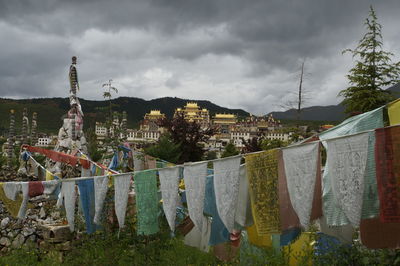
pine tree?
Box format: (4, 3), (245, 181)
(144, 133), (182, 164)
(340, 6), (400, 114)
(221, 142), (239, 158)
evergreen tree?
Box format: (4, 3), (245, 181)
(144, 133), (181, 164)
(340, 6), (400, 114)
(221, 142), (239, 158)
(261, 138), (287, 151)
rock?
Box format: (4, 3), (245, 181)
(41, 224), (72, 243)
(51, 211), (61, 220)
(26, 234), (37, 244)
(39, 207), (46, 219)
(12, 234), (25, 248)
(44, 217), (54, 224)
(1, 217), (10, 228)
(7, 232), (14, 238)
(17, 167), (27, 176)
(29, 214), (39, 220)
(0, 237), (11, 247)
(23, 227), (35, 237)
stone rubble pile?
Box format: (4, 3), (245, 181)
(0, 195), (66, 253)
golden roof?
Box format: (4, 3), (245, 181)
(149, 110), (162, 115)
(186, 102), (198, 108)
(214, 113), (236, 119)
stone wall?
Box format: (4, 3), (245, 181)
(0, 195), (64, 253)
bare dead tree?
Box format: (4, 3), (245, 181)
(279, 59), (310, 127)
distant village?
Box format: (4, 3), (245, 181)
(1, 101), (334, 160)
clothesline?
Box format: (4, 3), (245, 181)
(49, 125), (385, 183)
(3, 100), (399, 251)
(283, 127), (376, 149)
(26, 153), (47, 173)
(76, 149), (119, 175)
(23, 123), (390, 183)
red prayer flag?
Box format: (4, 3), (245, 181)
(23, 145), (90, 169)
(28, 181), (44, 198)
(375, 126), (400, 223)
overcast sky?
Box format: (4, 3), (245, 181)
(1, 0), (400, 115)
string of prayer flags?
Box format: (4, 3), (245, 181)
(24, 145), (90, 169)
(183, 162), (208, 232)
(184, 217), (212, 252)
(310, 153), (323, 222)
(61, 181), (77, 232)
(45, 170), (54, 181)
(319, 107), (384, 226)
(28, 181), (44, 198)
(134, 170), (159, 235)
(159, 167), (181, 231)
(234, 165), (253, 228)
(213, 156), (241, 233)
(375, 126), (400, 223)
(144, 155), (157, 170)
(78, 167), (96, 234)
(93, 176), (109, 224)
(246, 149), (281, 235)
(114, 174), (132, 229)
(388, 98), (400, 126)
(78, 179), (96, 233)
(2, 182), (32, 220)
(43, 180), (60, 195)
(0, 182), (24, 217)
(133, 151), (144, 171)
(3, 182), (20, 201)
(319, 106), (384, 139)
(204, 175), (230, 246)
(277, 150), (300, 231)
(246, 224), (272, 248)
(279, 227), (302, 247)
(17, 183), (29, 219)
(318, 216), (354, 244)
(326, 132), (369, 227)
(283, 142), (320, 228)
(360, 218), (400, 249)
(361, 132), (380, 219)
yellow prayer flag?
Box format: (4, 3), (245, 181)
(246, 224), (272, 248)
(246, 149), (281, 235)
(282, 232), (315, 266)
(45, 170), (54, 181)
(0, 183), (24, 218)
(388, 98), (400, 125)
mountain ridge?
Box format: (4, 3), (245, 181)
(0, 96), (249, 134)
(269, 83), (400, 121)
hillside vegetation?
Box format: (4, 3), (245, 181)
(0, 97), (249, 135)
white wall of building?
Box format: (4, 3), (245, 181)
(37, 137), (52, 147)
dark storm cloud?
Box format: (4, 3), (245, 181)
(0, 0), (400, 114)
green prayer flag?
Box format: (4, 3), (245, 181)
(320, 107), (383, 225)
(134, 170), (159, 235)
